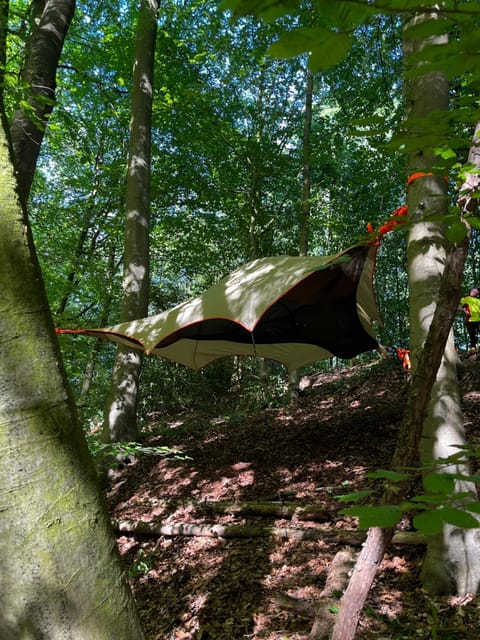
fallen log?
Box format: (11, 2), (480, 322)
(124, 498), (329, 522)
(113, 519), (425, 546)
(198, 500), (329, 522)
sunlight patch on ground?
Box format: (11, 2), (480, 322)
(196, 465), (255, 500)
(463, 391), (480, 401)
(145, 463), (199, 501)
(165, 420), (185, 429)
(376, 587), (405, 618)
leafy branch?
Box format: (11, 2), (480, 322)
(337, 453), (480, 536)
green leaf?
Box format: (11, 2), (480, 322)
(336, 489), (375, 503)
(414, 508), (480, 536)
(423, 473), (456, 495)
(220, 0), (300, 20)
(445, 221), (468, 243)
(341, 505), (403, 529)
(367, 469), (410, 482)
(410, 494), (450, 505)
(450, 472), (480, 484)
(468, 216), (480, 230)
(465, 502), (480, 515)
(308, 32), (353, 73)
(268, 28), (352, 72)
(413, 509), (445, 536)
(313, 1), (376, 29)
(435, 146), (457, 160)
(403, 16), (453, 40)
(442, 508), (479, 529)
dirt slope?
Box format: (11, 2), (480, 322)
(107, 356), (480, 640)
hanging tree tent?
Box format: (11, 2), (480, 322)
(57, 243), (382, 372)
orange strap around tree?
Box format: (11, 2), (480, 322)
(367, 172), (449, 244)
(407, 171), (449, 186)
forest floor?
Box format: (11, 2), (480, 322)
(106, 355), (480, 640)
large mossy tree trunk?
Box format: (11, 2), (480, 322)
(0, 112), (146, 639)
(404, 13), (480, 594)
(103, 0), (158, 445)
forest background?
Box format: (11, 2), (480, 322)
(19, 0), (476, 422)
(2, 0), (480, 638)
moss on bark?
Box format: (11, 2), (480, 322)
(0, 102), (145, 638)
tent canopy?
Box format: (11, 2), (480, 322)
(60, 243), (381, 372)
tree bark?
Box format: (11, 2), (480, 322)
(289, 66), (314, 396)
(78, 246), (119, 403)
(331, 235), (470, 640)
(404, 14), (480, 594)
(271, 548), (356, 635)
(458, 121), (480, 217)
(0, 0), (7, 111)
(103, 0), (158, 445)
(299, 67), (313, 258)
(10, 0), (76, 205)
(0, 107), (145, 639)
(330, 20), (480, 625)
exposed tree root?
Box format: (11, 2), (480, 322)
(308, 547), (357, 639)
(271, 548), (357, 639)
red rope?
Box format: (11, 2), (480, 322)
(55, 328), (89, 334)
(367, 173), (448, 244)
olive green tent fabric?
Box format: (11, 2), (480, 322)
(63, 243), (381, 372)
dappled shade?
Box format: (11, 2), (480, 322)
(59, 244), (381, 371)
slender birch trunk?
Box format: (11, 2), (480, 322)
(404, 14), (480, 595)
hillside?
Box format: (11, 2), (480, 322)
(107, 356), (480, 640)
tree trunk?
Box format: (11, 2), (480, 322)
(299, 67), (313, 258)
(404, 13), (480, 595)
(0, 1), (7, 108)
(199, 499), (329, 521)
(458, 121), (480, 217)
(103, 0), (158, 445)
(308, 548), (356, 639)
(10, 0), (76, 205)
(331, 13), (480, 633)
(0, 112), (145, 639)
(78, 245), (119, 404)
(331, 235), (470, 640)
(289, 66), (314, 396)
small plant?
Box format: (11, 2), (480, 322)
(85, 431), (191, 469)
(128, 548), (152, 578)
